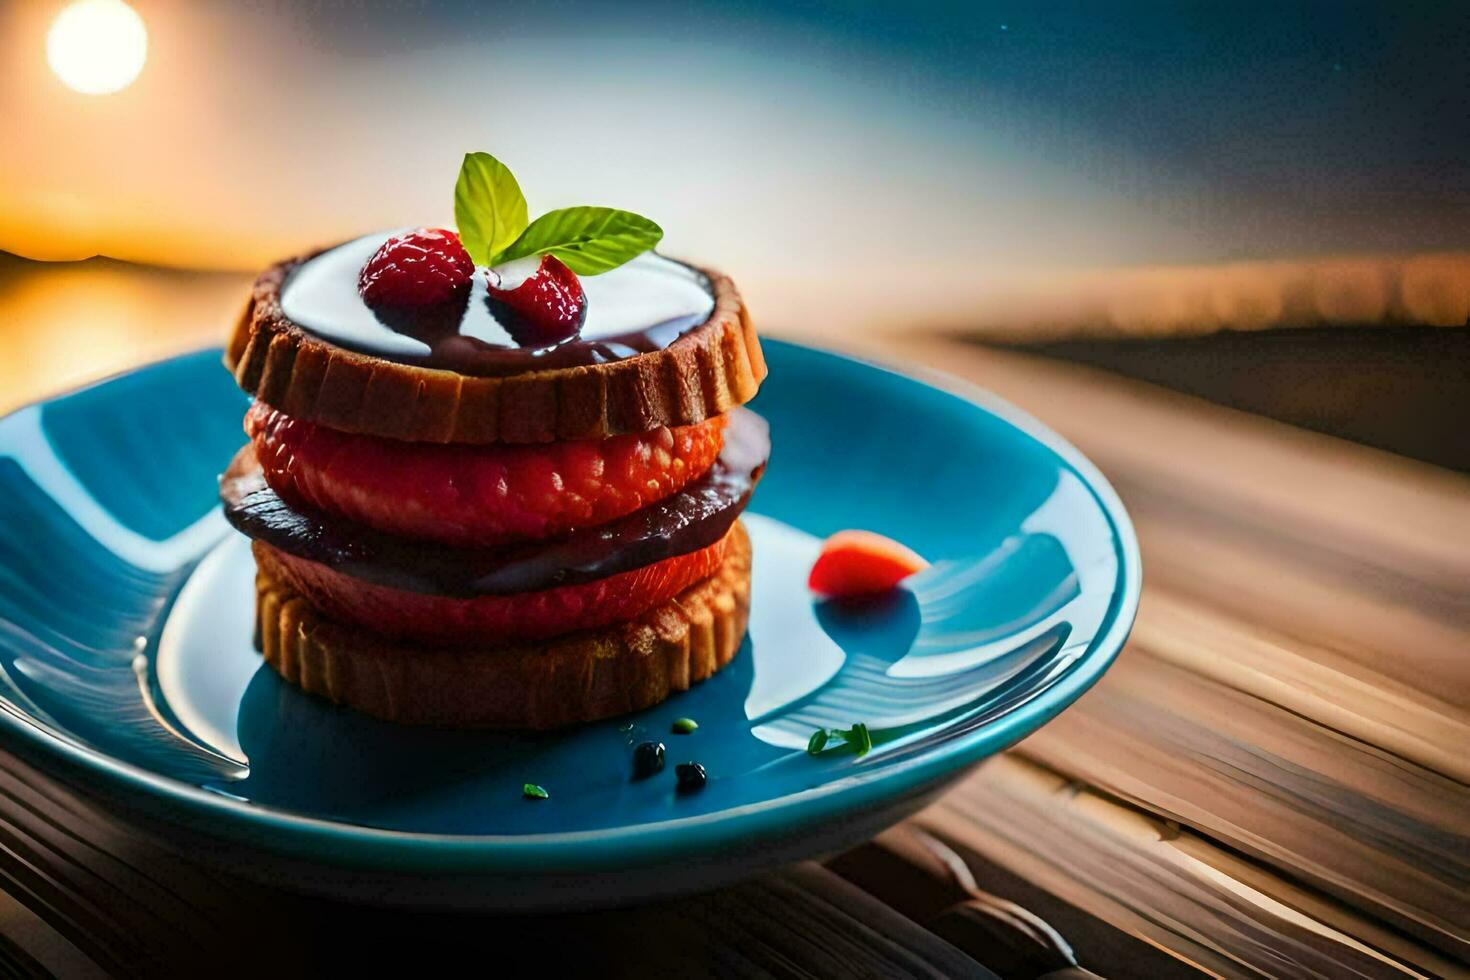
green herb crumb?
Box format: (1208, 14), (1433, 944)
(806, 723), (873, 758)
(522, 783), (549, 800)
(671, 717), (699, 734)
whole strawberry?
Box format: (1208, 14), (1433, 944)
(485, 254), (587, 347)
(358, 227), (474, 307)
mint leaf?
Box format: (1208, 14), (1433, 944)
(455, 152), (529, 265)
(496, 206), (663, 275)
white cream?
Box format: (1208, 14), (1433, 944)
(281, 230), (715, 361)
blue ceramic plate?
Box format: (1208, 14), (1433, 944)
(0, 341), (1138, 908)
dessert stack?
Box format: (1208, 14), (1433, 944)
(219, 153), (767, 728)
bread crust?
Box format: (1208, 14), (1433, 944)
(252, 522), (752, 729)
(225, 252), (766, 445)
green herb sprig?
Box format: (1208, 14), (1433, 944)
(806, 723), (872, 758)
(454, 152), (662, 274)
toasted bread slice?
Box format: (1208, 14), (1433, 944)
(226, 252), (765, 445)
(252, 523), (752, 729)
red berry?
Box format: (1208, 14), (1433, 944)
(486, 254), (587, 346)
(808, 530), (928, 598)
(358, 227), (474, 307)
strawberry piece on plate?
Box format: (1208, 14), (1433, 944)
(808, 530), (928, 598)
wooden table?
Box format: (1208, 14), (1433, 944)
(0, 258), (1465, 976)
(868, 334), (1470, 978)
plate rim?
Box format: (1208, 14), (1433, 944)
(0, 339), (1141, 872)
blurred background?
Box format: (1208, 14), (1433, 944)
(3, 0), (1468, 464)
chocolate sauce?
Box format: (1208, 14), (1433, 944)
(279, 233), (716, 378)
(221, 409), (768, 598)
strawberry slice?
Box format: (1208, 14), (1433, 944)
(256, 530), (732, 645)
(808, 530), (928, 598)
(246, 402), (725, 548)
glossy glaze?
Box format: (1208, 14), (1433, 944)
(0, 342), (1139, 908)
(280, 233), (715, 376)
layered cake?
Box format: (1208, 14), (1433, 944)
(219, 153), (767, 728)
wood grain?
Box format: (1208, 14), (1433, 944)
(0, 742), (996, 978)
(923, 755), (1464, 979)
(832, 333), (1470, 976)
(829, 826), (1106, 979)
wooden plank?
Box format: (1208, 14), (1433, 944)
(1018, 645), (1469, 959)
(0, 744), (994, 977)
(0, 887), (103, 979)
(1113, 472), (1470, 710)
(924, 755), (1465, 979)
(1132, 585), (1470, 787)
(829, 826), (1102, 979)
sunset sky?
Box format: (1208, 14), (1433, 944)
(1, 1), (1468, 413)
(6, 0), (1468, 273)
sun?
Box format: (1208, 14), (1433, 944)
(47, 0), (148, 96)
